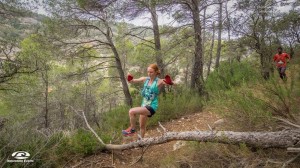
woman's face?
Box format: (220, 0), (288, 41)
(147, 67), (157, 78)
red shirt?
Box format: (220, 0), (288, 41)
(273, 53), (290, 68)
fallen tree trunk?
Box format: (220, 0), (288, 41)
(105, 129), (300, 150)
(82, 112), (300, 151)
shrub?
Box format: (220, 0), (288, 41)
(262, 64), (300, 122)
(0, 122), (48, 168)
(205, 61), (260, 92)
(208, 86), (275, 131)
(148, 89), (203, 126)
(68, 129), (101, 155)
(98, 105), (131, 143)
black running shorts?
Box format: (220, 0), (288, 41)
(145, 105), (156, 117)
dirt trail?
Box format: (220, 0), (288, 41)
(68, 109), (221, 168)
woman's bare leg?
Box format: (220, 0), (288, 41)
(139, 115), (148, 138)
(128, 107), (150, 130)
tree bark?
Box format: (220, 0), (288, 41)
(288, 41), (294, 58)
(104, 129), (300, 150)
(225, 0), (230, 41)
(189, 0), (204, 94)
(59, 102), (65, 130)
(225, 0), (234, 63)
(259, 2), (271, 80)
(215, 1), (223, 69)
(184, 57), (190, 87)
(150, 5), (164, 77)
(82, 112), (300, 151)
(42, 69), (49, 128)
(202, 5), (207, 60)
(207, 22), (215, 77)
(104, 22), (133, 107)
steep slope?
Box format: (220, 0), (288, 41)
(67, 57), (300, 168)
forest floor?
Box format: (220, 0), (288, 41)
(67, 109), (224, 168)
(68, 106), (299, 168)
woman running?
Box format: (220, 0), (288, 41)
(122, 64), (174, 138)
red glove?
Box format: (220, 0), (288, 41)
(127, 74), (133, 82)
(163, 75), (174, 85)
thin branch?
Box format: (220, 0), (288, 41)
(125, 33), (155, 45)
(129, 145), (150, 166)
(287, 148), (300, 153)
(282, 153), (300, 168)
(67, 65), (116, 77)
(158, 121), (167, 132)
(58, 38), (111, 46)
(136, 42), (155, 50)
(128, 26), (153, 31)
(273, 117), (300, 129)
(73, 19), (107, 36)
(0, 88), (19, 93)
(82, 111), (105, 146)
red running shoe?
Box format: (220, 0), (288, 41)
(122, 127), (136, 136)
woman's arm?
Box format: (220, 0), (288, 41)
(157, 78), (175, 88)
(128, 76), (147, 84)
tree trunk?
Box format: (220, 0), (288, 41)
(225, 0), (231, 41)
(289, 41), (294, 58)
(259, 2), (270, 80)
(184, 57), (190, 87)
(215, 1), (223, 69)
(190, 0), (204, 94)
(43, 69), (49, 128)
(225, 0), (233, 63)
(104, 23), (133, 107)
(202, 5), (207, 60)
(150, 5), (166, 94)
(84, 59), (90, 117)
(59, 102), (65, 130)
(82, 112), (300, 151)
(105, 129), (300, 150)
(150, 6), (164, 77)
(207, 22), (215, 77)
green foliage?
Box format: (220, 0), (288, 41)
(0, 126), (102, 167)
(98, 105), (131, 143)
(131, 43), (155, 67)
(207, 58), (300, 130)
(76, 0), (87, 8)
(212, 88), (274, 130)
(0, 73), (42, 122)
(148, 88), (203, 126)
(20, 34), (54, 68)
(262, 62), (300, 121)
(68, 129), (101, 155)
(159, 154), (178, 167)
(205, 61), (260, 92)
(0, 122), (46, 168)
(0, 99), (9, 116)
(171, 142), (258, 167)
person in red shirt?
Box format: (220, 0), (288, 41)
(273, 46), (290, 80)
